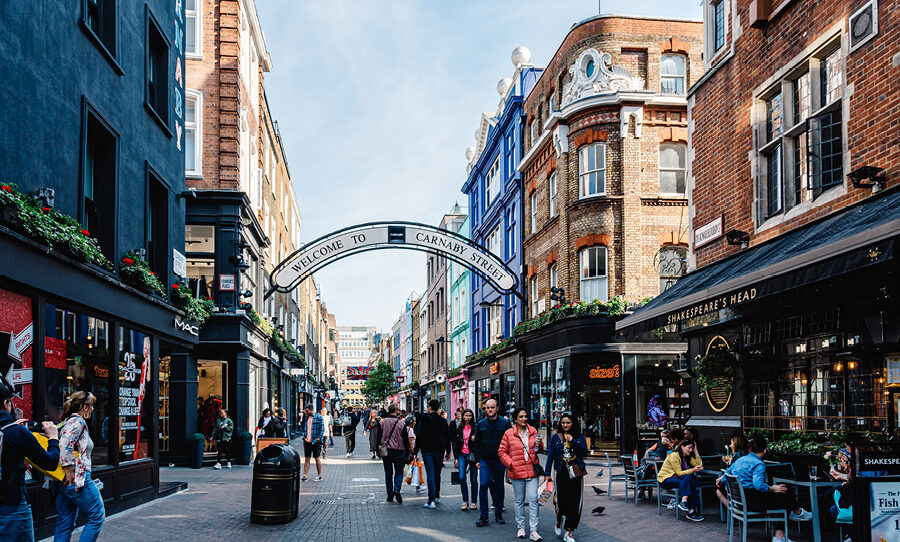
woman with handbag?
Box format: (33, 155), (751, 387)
(544, 414), (588, 542)
(452, 408), (479, 511)
(498, 408), (543, 541)
(54, 391), (105, 542)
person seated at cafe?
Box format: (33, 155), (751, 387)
(668, 428), (684, 449)
(657, 438), (705, 521)
(824, 447), (853, 526)
(644, 429), (671, 462)
(684, 426), (702, 456)
(723, 436), (813, 542)
(716, 433), (750, 506)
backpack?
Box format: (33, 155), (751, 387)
(0, 422), (19, 481)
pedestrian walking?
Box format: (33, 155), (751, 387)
(499, 408), (543, 541)
(0, 379), (60, 541)
(404, 415), (425, 494)
(54, 391), (106, 542)
(322, 407), (334, 453)
(379, 404), (409, 504)
(212, 408), (234, 469)
(365, 410), (381, 459)
(256, 408), (274, 438)
(544, 414), (587, 542)
(452, 408), (479, 511)
(474, 398), (512, 527)
(299, 405), (324, 482)
(414, 399), (451, 508)
(344, 406), (360, 456)
(273, 408), (289, 439)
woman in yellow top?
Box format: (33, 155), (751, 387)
(656, 439), (704, 521)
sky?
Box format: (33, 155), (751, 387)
(256, 0), (703, 333)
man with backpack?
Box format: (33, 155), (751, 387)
(0, 380), (61, 540)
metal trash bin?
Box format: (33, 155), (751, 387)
(250, 443), (299, 524)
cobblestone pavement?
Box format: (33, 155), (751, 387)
(69, 429), (828, 542)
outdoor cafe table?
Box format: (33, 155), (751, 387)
(772, 476), (842, 542)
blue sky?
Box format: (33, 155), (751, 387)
(256, 0), (702, 333)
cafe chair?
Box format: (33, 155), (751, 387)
(620, 456), (656, 505)
(601, 452), (626, 500)
(725, 474), (788, 542)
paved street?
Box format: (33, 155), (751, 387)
(50, 428), (833, 542)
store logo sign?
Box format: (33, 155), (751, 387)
(174, 317), (199, 336)
(588, 364), (620, 380)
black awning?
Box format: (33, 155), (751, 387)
(618, 189), (900, 333)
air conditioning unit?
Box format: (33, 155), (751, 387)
(849, 1), (878, 53)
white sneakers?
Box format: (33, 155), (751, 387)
(563, 533), (576, 542)
(517, 528), (526, 539)
(213, 462), (222, 470)
(226, 462), (232, 469)
(789, 509), (813, 522)
(554, 523), (562, 536)
(313, 475), (323, 482)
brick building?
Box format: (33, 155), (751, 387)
(510, 15), (704, 454)
(619, 0), (900, 459)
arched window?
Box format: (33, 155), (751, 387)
(657, 245), (687, 293)
(660, 54), (686, 95)
(578, 246), (608, 302)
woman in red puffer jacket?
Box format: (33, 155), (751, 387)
(499, 408), (544, 541)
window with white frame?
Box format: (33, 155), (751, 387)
(530, 191), (537, 234)
(485, 156), (501, 207)
(578, 143), (606, 197)
(529, 276), (538, 316)
(185, 90), (202, 176)
(505, 209), (515, 259)
(579, 246), (608, 302)
(659, 143), (686, 196)
(185, 0), (201, 57)
(549, 263), (558, 300)
(530, 121), (537, 148)
(712, 0), (725, 52)
(549, 172), (558, 218)
(487, 225), (501, 258)
(506, 132), (515, 180)
(488, 304), (502, 345)
(660, 54), (686, 95)
(755, 39), (844, 224)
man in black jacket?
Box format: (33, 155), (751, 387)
(0, 380), (61, 540)
(344, 406), (360, 456)
(474, 398), (512, 527)
(414, 399), (451, 508)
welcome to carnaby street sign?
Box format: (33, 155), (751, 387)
(269, 221), (519, 298)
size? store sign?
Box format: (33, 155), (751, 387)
(588, 364), (620, 381)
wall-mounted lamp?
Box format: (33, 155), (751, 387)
(725, 230), (751, 248)
(478, 299), (502, 309)
(833, 361), (844, 373)
(847, 165), (885, 193)
(242, 290), (253, 298)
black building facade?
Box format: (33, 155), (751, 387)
(0, 0), (194, 534)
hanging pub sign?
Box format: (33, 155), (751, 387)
(489, 362), (500, 375)
(701, 335), (734, 413)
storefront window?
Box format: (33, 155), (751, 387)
(185, 224), (215, 298)
(118, 327), (153, 461)
(528, 359), (569, 438)
(44, 304), (113, 467)
(0, 289), (34, 421)
(501, 374), (516, 420)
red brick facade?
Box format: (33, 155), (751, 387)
(689, 0), (899, 268)
(520, 16), (703, 315)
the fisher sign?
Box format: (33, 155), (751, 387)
(271, 222), (518, 295)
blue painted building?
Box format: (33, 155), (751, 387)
(462, 47), (542, 355)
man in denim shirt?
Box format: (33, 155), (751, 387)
(0, 381), (61, 541)
(723, 436), (812, 542)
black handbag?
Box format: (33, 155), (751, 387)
(451, 471), (461, 485)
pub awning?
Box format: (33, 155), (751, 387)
(617, 188), (900, 334)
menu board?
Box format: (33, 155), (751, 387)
(870, 481), (900, 542)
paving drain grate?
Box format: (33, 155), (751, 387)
(310, 499), (338, 504)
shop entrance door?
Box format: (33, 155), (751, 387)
(198, 359), (226, 452)
(583, 383), (620, 453)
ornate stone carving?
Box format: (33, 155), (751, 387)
(561, 48), (644, 107)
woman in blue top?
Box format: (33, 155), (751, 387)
(543, 414), (588, 542)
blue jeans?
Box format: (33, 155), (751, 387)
(458, 454), (478, 505)
(660, 474), (701, 512)
(421, 450), (444, 504)
(479, 458), (506, 520)
(0, 500), (35, 542)
(54, 471), (106, 542)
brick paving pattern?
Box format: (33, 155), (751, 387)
(66, 428), (829, 541)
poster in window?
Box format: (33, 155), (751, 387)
(119, 329), (152, 460)
(869, 481), (900, 541)
(887, 355), (900, 385)
(0, 288), (34, 420)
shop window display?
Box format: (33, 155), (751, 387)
(45, 303), (113, 467)
(119, 327), (153, 461)
(0, 289), (35, 420)
(528, 358), (569, 438)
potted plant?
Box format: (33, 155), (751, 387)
(119, 250), (166, 297)
(189, 433), (206, 469)
(236, 431), (254, 465)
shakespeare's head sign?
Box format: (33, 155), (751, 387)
(270, 222), (519, 297)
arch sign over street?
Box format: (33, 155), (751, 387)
(269, 221), (519, 297)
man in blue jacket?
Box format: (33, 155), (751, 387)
(0, 380), (61, 541)
(474, 398), (511, 527)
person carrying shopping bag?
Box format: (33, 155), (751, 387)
(54, 391), (105, 542)
(544, 414), (588, 542)
(498, 408), (543, 541)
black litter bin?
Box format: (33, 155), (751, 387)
(250, 443), (299, 524)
